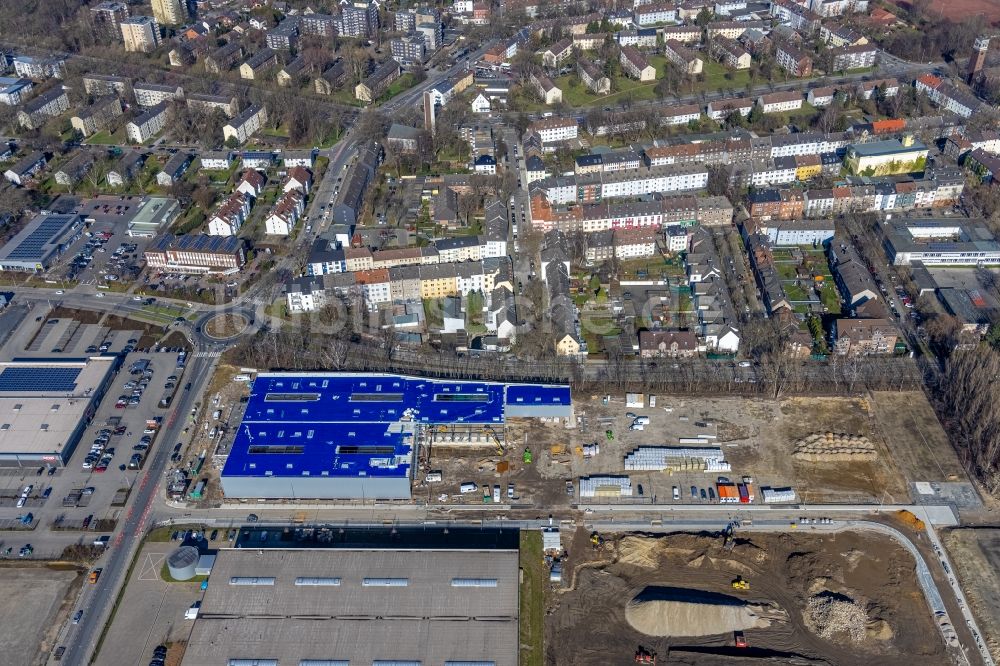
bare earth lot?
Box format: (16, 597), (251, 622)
(943, 528), (1000, 663)
(547, 530), (946, 666)
(0, 565), (80, 666)
(420, 391), (966, 508)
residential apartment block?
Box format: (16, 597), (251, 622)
(222, 104), (267, 145)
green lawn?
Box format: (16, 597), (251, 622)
(785, 283), (809, 302)
(519, 530), (545, 666)
(818, 283), (842, 314)
(377, 73), (417, 104)
(554, 72), (661, 107)
(86, 127), (126, 145)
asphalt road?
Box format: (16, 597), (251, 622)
(57, 351), (220, 666)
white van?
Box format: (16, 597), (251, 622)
(460, 482), (478, 494)
(672, 486), (680, 501)
(634, 416), (651, 425)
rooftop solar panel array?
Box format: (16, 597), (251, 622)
(0, 366), (81, 392)
(1, 214), (78, 261)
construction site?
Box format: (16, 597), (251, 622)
(502, 390), (972, 508)
(545, 528), (951, 665)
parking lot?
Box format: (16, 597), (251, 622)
(92, 538), (205, 666)
(0, 351), (188, 559)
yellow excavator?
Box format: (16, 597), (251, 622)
(731, 577), (749, 591)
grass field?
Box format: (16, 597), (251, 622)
(519, 530), (545, 666)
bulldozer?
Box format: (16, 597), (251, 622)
(731, 577), (750, 591)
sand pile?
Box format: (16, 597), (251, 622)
(806, 593), (869, 643)
(625, 587), (787, 637)
(793, 432), (877, 462)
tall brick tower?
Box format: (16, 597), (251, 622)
(968, 36), (990, 86)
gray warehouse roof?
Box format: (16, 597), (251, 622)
(183, 547), (518, 666)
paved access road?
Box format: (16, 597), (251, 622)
(57, 351), (219, 666)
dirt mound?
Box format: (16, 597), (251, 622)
(805, 591), (870, 643)
(793, 432), (877, 462)
(625, 586), (787, 637)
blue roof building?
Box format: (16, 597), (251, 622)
(221, 372), (571, 499)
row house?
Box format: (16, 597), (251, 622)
(530, 192), (732, 232)
(283, 166), (313, 195)
(264, 190), (305, 236)
(107, 151), (144, 187)
(915, 74), (983, 119)
(207, 192), (252, 236)
(660, 103), (702, 125)
(757, 91), (802, 113)
(3, 151), (46, 186)
(746, 188), (805, 221)
(807, 85), (838, 107)
(857, 78), (899, 101)
(706, 97), (753, 120)
(155, 151), (190, 186)
(833, 318), (898, 355)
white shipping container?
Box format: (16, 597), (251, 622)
(460, 482), (478, 494)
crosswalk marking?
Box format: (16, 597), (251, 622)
(193, 351), (222, 359)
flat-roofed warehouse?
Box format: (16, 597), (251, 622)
(220, 372), (572, 500)
(0, 212), (82, 272)
(0, 356), (116, 466)
(182, 546), (519, 666)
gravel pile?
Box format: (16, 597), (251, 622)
(807, 594), (869, 643)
